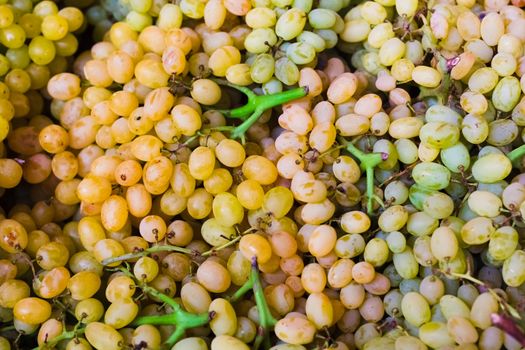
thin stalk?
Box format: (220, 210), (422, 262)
(339, 137), (386, 214)
(201, 235), (242, 257)
(507, 143), (525, 167)
(33, 328), (85, 350)
(101, 245), (194, 266)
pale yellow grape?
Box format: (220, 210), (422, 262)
(447, 316), (478, 345)
(401, 292), (430, 327)
(502, 250), (525, 287)
(411, 66), (441, 88)
(335, 114), (370, 136)
(489, 225), (518, 261)
(275, 8), (307, 41)
(471, 153), (511, 183)
(468, 67), (499, 94)
(418, 322), (455, 349)
(480, 12), (505, 46)
(85, 322), (123, 350)
(209, 298), (237, 336)
(461, 216), (494, 245)
(389, 117), (423, 139)
(341, 19), (370, 43)
(492, 76), (521, 112)
(308, 225), (336, 257)
(460, 90), (488, 115)
(334, 233), (365, 259)
(395, 0), (418, 17)
(430, 227), (458, 261)
(213, 192), (244, 227)
(467, 191), (502, 217)
(104, 298), (138, 329)
(367, 22), (394, 48)
(491, 52), (517, 77)
(470, 292), (499, 329)
(393, 247), (419, 279)
(274, 317), (316, 345)
(305, 292), (333, 329)
(340, 211), (370, 234)
(378, 205), (408, 232)
(172, 337), (208, 350)
(379, 38), (405, 66)
(245, 7), (276, 29)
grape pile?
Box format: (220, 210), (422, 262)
(0, 0), (525, 350)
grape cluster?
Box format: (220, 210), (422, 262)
(0, 0), (86, 145)
(0, 0), (524, 350)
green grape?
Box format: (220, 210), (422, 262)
(487, 119), (518, 147)
(0, 24), (26, 49)
(419, 122), (460, 149)
(213, 192), (244, 227)
(6, 46), (30, 69)
(467, 190), (502, 217)
(395, 139), (418, 165)
(412, 162), (451, 190)
(422, 192), (454, 220)
(0, 117), (9, 142)
(126, 10), (152, 32)
(406, 211), (438, 237)
(314, 29), (338, 48)
(297, 31), (326, 52)
(440, 143), (470, 173)
(418, 322), (455, 349)
(275, 57), (299, 86)
(385, 231), (406, 254)
(308, 8), (336, 29)
(201, 218), (236, 247)
(384, 181), (408, 205)
(472, 153), (512, 183)
(28, 35), (56, 65)
(401, 292), (431, 327)
(502, 250), (525, 287)
(363, 238), (389, 267)
(393, 247), (419, 279)
(275, 8), (307, 40)
(425, 104), (462, 126)
(244, 28), (277, 54)
(488, 225), (518, 261)
(286, 42), (316, 65)
(262, 186), (294, 218)
(250, 54), (275, 84)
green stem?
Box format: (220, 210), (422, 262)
(229, 278), (254, 303)
(0, 325), (14, 333)
(202, 235), (243, 257)
(250, 258), (277, 350)
(101, 245), (194, 266)
(339, 137), (385, 214)
(33, 328), (85, 350)
(507, 144), (525, 167)
(116, 269), (213, 348)
(212, 79), (308, 139)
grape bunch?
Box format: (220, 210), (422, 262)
(0, 0), (524, 350)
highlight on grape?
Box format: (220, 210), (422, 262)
(0, 0), (524, 349)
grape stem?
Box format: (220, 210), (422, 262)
(507, 143), (525, 167)
(32, 327), (86, 350)
(228, 257), (277, 350)
(338, 136), (386, 214)
(211, 79), (308, 139)
(100, 235), (243, 266)
(101, 244), (194, 266)
(112, 267), (214, 348)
